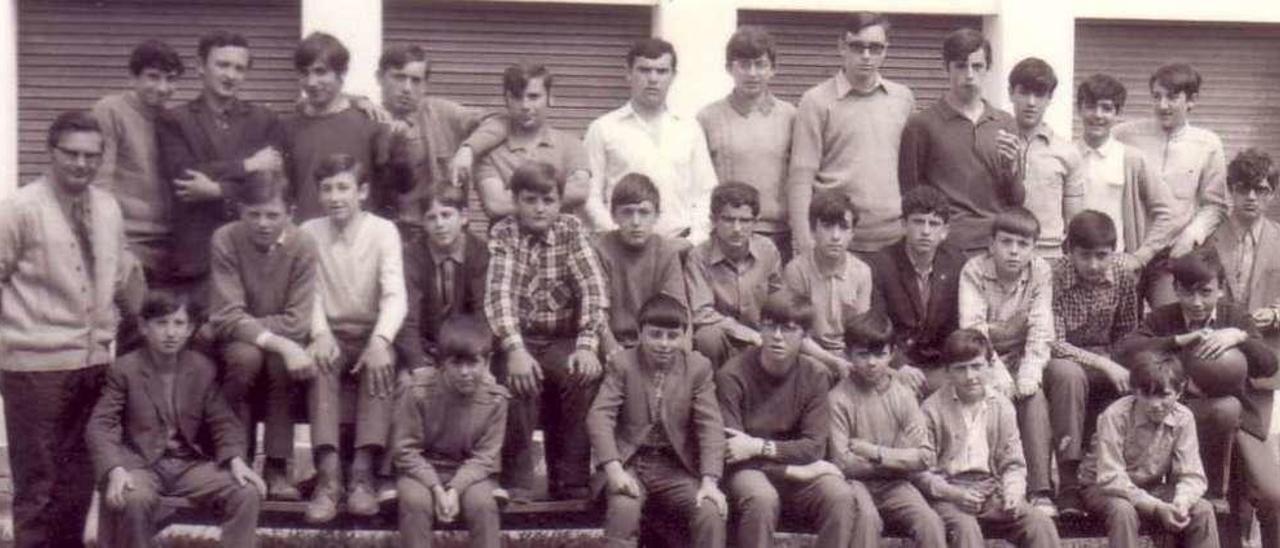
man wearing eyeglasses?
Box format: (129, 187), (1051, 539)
(788, 12), (915, 259)
(698, 26), (797, 261)
(0, 111), (136, 548)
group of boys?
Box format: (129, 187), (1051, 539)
(2, 8), (1279, 548)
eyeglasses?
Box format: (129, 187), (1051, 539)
(53, 146), (104, 163)
(730, 58), (773, 73)
(760, 320), (803, 334)
(1232, 186), (1274, 197)
(844, 40), (887, 55)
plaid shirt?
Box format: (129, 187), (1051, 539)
(484, 214), (608, 353)
(1049, 256), (1141, 369)
(957, 253), (1055, 385)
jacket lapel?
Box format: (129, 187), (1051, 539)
(893, 245), (926, 318)
(1216, 222), (1245, 300)
(137, 357), (170, 430)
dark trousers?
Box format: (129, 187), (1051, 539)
(692, 324), (750, 369)
(1184, 395), (1243, 499)
(220, 341), (296, 460)
(1045, 356), (1121, 489)
(498, 337), (599, 495)
(1, 365), (106, 548)
(308, 334), (394, 452)
(398, 475), (501, 548)
(863, 478), (947, 548)
(1016, 389), (1053, 496)
(1081, 483), (1219, 548)
(98, 456), (261, 548)
(726, 468), (863, 548)
(603, 447), (726, 548)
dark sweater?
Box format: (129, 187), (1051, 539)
(208, 221), (318, 345)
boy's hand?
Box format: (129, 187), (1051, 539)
(174, 169), (223, 202)
(433, 485), (460, 523)
(308, 334), (342, 375)
(450, 146), (474, 187)
(1194, 328), (1247, 360)
(354, 337), (396, 398)
(229, 457), (267, 497)
(1099, 361), (1131, 393)
(1154, 501), (1190, 531)
(505, 348), (544, 396)
(724, 428), (764, 464)
(243, 146), (282, 174)
(1169, 232), (1201, 258)
(604, 461), (641, 498)
(279, 340), (317, 381)
(1002, 493), (1025, 517)
(784, 460), (843, 482)
(1014, 376), (1040, 400)
(568, 348), (603, 386)
(696, 476), (728, 517)
(945, 485), (986, 514)
(105, 467), (134, 510)
(1252, 308), (1280, 331)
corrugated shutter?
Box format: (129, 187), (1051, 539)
(383, 0), (652, 134)
(17, 0), (301, 183)
(737, 11), (983, 110)
(1074, 20), (1280, 162)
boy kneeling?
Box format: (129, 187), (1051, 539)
(88, 293), (265, 547)
(588, 294), (728, 547)
(393, 314), (509, 548)
(1078, 349), (1219, 548)
(917, 329), (1060, 548)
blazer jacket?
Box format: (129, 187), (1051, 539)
(86, 349), (246, 481)
(1117, 302), (1279, 439)
(587, 348), (726, 486)
(395, 231), (490, 369)
(1207, 218), (1280, 316)
(868, 240), (965, 368)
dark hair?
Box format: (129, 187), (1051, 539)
(843, 12), (891, 35)
(502, 63), (554, 100)
(295, 32), (349, 75)
(611, 173), (661, 213)
(140, 291), (202, 323)
(725, 25), (777, 65)
(237, 169), (290, 206)
(46, 110), (102, 149)
(1127, 349), (1186, 395)
(1008, 57), (1057, 95)
(129, 39), (184, 77)
(843, 312), (894, 352)
(941, 28), (991, 67)
(992, 206), (1040, 240)
(900, 186), (952, 222)
(638, 293), (689, 331)
(1170, 247), (1225, 290)
(378, 44), (429, 76)
(1149, 63), (1201, 99)
(417, 182), (469, 213)
(510, 161), (563, 197)
(438, 314), (494, 360)
(627, 38), (678, 71)
(809, 190), (859, 230)
(313, 153), (366, 187)
(1228, 148), (1279, 193)
(1065, 210), (1117, 251)
(942, 328), (993, 365)
(1076, 73), (1127, 112)
(761, 289), (816, 332)
(197, 30), (250, 64)
(710, 181), (760, 218)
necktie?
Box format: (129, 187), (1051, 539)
(1238, 230), (1257, 302)
(438, 259), (456, 314)
(69, 195), (94, 274)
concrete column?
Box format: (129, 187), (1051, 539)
(651, 0), (737, 117)
(982, 0), (1074, 135)
(301, 0), (382, 101)
(2, 0), (19, 199)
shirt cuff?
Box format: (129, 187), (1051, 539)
(254, 331), (275, 349)
(501, 335), (525, 353)
(575, 332), (599, 354)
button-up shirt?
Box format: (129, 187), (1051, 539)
(475, 125), (588, 189)
(686, 235), (783, 331)
(782, 251), (873, 352)
(918, 386), (1027, 505)
(1079, 138), (1129, 248)
(583, 102), (719, 242)
(1050, 256), (1141, 370)
(698, 93), (795, 233)
(900, 99), (1021, 252)
(1079, 395), (1206, 512)
(958, 253), (1055, 385)
(1020, 124), (1085, 251)
(1113, 119), (1228, 246)
(791, 73), (915, 251)
(484, 214), (608, 353)
(301, 212), (407, 343)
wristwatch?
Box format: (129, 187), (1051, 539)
(761, 440), (778, 459)
(869, 446), (884, 465)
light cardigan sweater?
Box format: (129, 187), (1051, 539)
(0, 177), (129, 371)
(1099, 142), (1180, 263)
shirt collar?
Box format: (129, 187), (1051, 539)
(904, 249), (934, 278)
(728, 91), (777, 117)
(938, 97), (1001, 124)
(328, 211), (367, 245)
(1027, 123), (1055, 144)
(1079, 136), (1123, 160)
(1058, 256), (1117, 289)
(813, 253), (850, 280)
(708, 236), (759, 266)
(521, 221), (560, 246)
(834, 71), (886, 98)
(503, 124), (555, 153)
(430, 235), (467, 267)
(619, 101), (674, 122)
(975, 252), (1032, 286)
(1182, 307), (1219, 330)
(195, 93), (248, 117)
(1230, 215), (1265, 243)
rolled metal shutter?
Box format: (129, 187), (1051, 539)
(737, 11), (983, 110)
(17, 0), (301, 183)
(383, 1), (652, 134)
(1073, 19), (1280, 162)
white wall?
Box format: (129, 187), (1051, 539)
(301, 0), (382, 101)
(1, 0), (18, 199)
